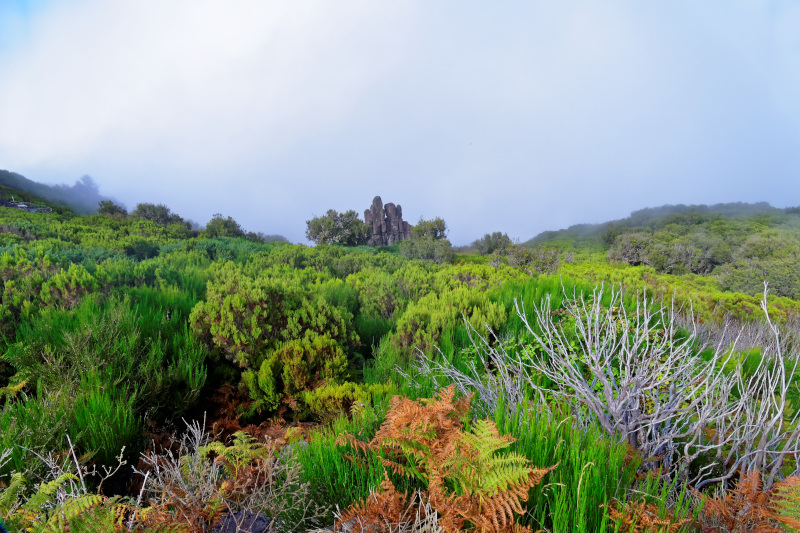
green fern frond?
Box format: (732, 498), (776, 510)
(771, 476), (800, 530)
(0, 472), (26, 514)
(441, 419), (532, 496)
(198, 430), (272, 476)
(38, 494), (107, 532)
(21, 473), (79, 516)
(38, 495), (135, 533)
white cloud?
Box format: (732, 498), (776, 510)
(0, 1), (417, 168)
(0, 1), (798, 244)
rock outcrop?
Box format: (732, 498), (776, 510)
(364, 196), (412, 246)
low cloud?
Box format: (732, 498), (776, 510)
(1, 1), (798, 243)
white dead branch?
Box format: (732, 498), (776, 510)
(413, 282), (800, 489)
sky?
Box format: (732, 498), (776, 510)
(0, 1), (799, 244)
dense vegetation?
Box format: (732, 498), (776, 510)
(528, 202), (800, 301)
(1, 190), (799, 532)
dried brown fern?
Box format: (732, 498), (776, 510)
(697, 470), (795, 533)
(335, 473), (425, 533)
(336, 386), (556, 533)
(606, 499), (692, 533)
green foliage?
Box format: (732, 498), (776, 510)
(3, 191), (800, 532)
(97, 200), (127, 217)
(411, 217), (448, 241)
(0, 388), (75, 478)
(398, 237), (454, 264)
(294, 398), (414, 524)
(35, 495), (134, 533)
(1, 294), (206, 476)
(398, 216), (454, 264)
(191, 261), (360, 414)
(122, 236), (160, 260)
(394, 286), (506, 350)
(203, 213), (245, 238)
(493, 401), (639, 532)
(0, 472), (84, 531)
(302, 381), (396, 421)
(472, 231), (512, 255)
(189, 263), (292, 366)
(244, 330), (352, 413)
(492, 244), (561, 275)
(131, 202), (187, 227)
(305, 209), (370, 246)
(68, 386), (142, 466)
(198, 431), (272, 477)
(38, 263), (98, 308)
(338, 386), (557, 532)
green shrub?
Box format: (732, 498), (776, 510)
(302, 381), (396, 422)
(191, 261), (360, 414)
(394, 286), (506, 350)
(38, 263), (97, 308)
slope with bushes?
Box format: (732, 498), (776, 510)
(1, 195), (800, 532)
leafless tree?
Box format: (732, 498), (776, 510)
(412, 282), (800, 490)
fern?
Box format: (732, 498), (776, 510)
(607, 499), (692, 533)
(770, 476), (800, 531)
(37, 494), (134, 533)
(198, 430), (273, 477)
(0, 472), (26, 516)
(337, 385), (556, 533)
(0, 472), (79, 531)
(335, 473), (422, 532)
(0, 379), (27, 402)
(21, 473), (79, 516)
(698, 470), (798, 533)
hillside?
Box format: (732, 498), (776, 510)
(0, 177), (75, 216)
(0, 169), (111, 215)
(526, 201), (800, 299)
(1, 196), (800, 532)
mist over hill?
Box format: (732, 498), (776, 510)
(525, 201), (800, 300)
(0, 169), (115, 215)
(526, 202), (793, 249)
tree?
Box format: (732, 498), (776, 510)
(97, 200), (127, 217)
(399, 216), (453, 264)
(411, 217), (448, 241)
(472, 231), (512, 255)
(131, 203), (187, 227)
(305, 209), (370, 246)
(245, 232), (289, 243)
(204, 213), (245, 238)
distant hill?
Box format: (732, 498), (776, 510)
(526, 201), (800, 299)
(0, 169), (113, 215)
(525, 202), (790, 251)
(0, 174), (74, 215)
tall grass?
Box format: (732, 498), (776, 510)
(68, 381), (142, 466)
(0, 387), (74, 478)
(354, 315), (394, 358)
(294, 397), (415, 524)
(492, 401), (638, 532)
(1, 292), (207, 475)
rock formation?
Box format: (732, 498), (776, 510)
(364, 196), (412, 246)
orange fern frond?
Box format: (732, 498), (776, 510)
(335, 473), (423, 533)
(697, 470), (785, 533)
(607, 499), (692, 533)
